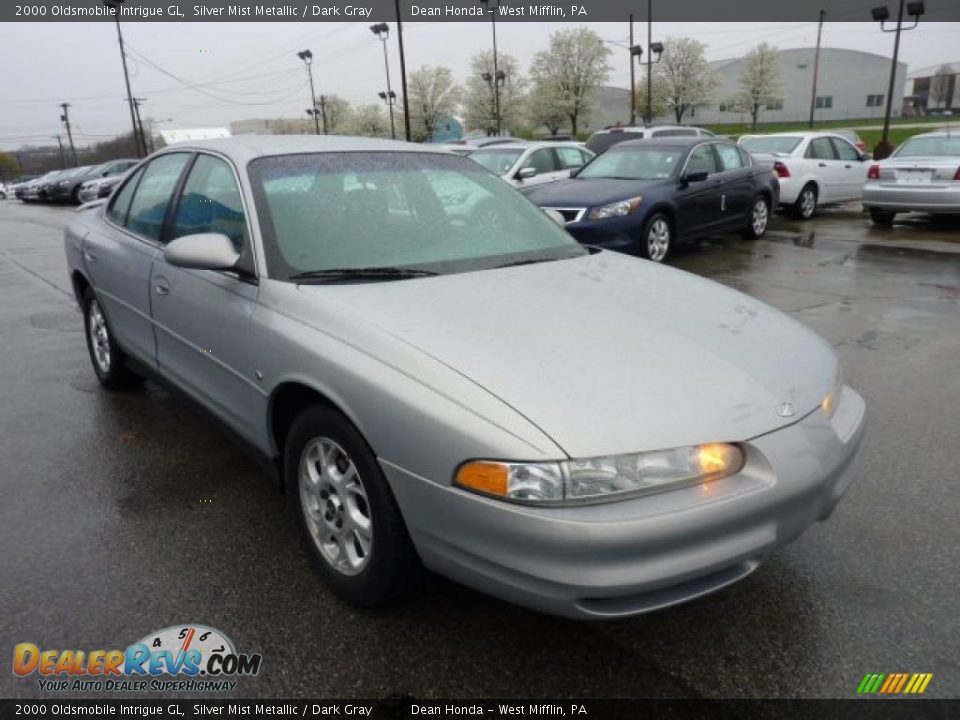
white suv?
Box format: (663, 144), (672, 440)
(585, 125), (714, 155)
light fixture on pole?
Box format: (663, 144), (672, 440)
(477, 0), (505, 135)
(370, 23), (397, 140)
(102, 0), (144, 157)
(297, 49), (321, 136)
(646, 41), (664, 125)
(870, 0), (924, 158)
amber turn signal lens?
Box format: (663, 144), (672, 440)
(456, 462), (509, 497)
(697, 443), (743, 477)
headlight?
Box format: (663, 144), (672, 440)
(455, 443), (744, 504)
(821, 368), (844, 418)
(586, 196), (642, 220)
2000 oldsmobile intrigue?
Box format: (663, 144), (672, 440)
(64, 136), (865, 619)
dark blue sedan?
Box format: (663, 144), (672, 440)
(525, 137), (779, 262)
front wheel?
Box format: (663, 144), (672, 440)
(641, 213), (673, 263)
(869, 208), (896, 226)
(82, 287), (142, 389)
(285, 405), (420, 607)
(742, 195), (770, 239)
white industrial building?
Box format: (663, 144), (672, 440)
(589, 47), (907, 130)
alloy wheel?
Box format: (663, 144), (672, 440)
(647, 217), (671, 262)
(88, 299), (111, 374)
(800, 188), (816, 218)
(752, 199), (769, 236)
(298, 437), (373, 576)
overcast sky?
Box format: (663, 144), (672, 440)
(1, 21), (957, 150)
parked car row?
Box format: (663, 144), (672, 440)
(12, 159), (138, 205)
(738, 130), (960, 223)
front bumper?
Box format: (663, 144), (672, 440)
(563, 212), (650, 252)
(383, 386), (866, 619)
(863, 184), (960, 213)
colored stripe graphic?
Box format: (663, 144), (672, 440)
(858, 672), (932, 695)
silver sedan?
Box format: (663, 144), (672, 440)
(63, 136), (865, 619)
(863, 131), (960, 224)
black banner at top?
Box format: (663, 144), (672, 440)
(5, 0), (960, 23)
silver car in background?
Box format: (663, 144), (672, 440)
(468, 141), (594, 189)
(63, 136), (865, 619)
(862, 131), (960, 224)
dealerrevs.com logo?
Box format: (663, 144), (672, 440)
(13, 625), (262, 692)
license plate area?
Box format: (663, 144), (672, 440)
(896, 169), (932, 184)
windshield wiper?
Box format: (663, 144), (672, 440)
(290, 266), (439, 283)
(494, 256), (571, 270)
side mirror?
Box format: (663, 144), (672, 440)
(681, 170), (709, 186)
(860, 153), (872, 161)
(517, 167), (537, 180)
(542, 208), (567, 227)
(568, 168), (579, 178)
(164, 233), (239, 271)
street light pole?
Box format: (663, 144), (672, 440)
(59, 103), (78, 166)
(297, 50), (321, 135)
(646, 0), (652, 125)
(478, 0), (503, 135)
(370, 24), (397, 140)
(871, 0), (924, 158)
(103, 0), (144, 158)
(628, 14), (636, 125)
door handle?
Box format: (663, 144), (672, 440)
(818, 162), (827, 167)
(154, 279), (170, 296)
(83, 250), (97, 263)
(845, 164), (853, 169)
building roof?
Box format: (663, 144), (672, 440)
(908, 62), (960, 79)
(709, 46), (906, 70)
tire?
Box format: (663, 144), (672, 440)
(869, 208), (896, 226)
(71, 187), (81, 205)
(285, 405), (419, 607)
(792, 184), (818, 219)
(641, 212), (673, 263)
(82, 287), (142, 389)
(742, 195), (771, 240)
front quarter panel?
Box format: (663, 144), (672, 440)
(250, 279), (567, 485)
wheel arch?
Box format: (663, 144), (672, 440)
(70, 269), (92, 309)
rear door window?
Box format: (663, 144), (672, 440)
(555, 147), (588, 170)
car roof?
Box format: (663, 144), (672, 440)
(743, 131), (844, 139)
(160, 135), (457, 164)
(470, 142), (530, 151)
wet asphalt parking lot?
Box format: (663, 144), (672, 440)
(0, 199), (958, 701)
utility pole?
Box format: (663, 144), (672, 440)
(52, 136), (67, 169)
(59, 103), (78, 166)
(318, 95), (328, 135)
(808, 10), (826, 128)
(394, 0), (411, 141)
(103, 0), (144, 158)
(132, 98), (148, 154)
(629, 14), (636, 125)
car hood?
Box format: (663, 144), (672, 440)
(298, 251), (838, 458)
(525, 177), (661, 209)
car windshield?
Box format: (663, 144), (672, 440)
(249, 151), (586, 281)
(576, 146), (682, 181)
(739, 136), (803, 154)
(893, 136), (960, 158)
(469, 149), (524, 175)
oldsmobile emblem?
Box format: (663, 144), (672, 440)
(777, 401), (797, 418)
